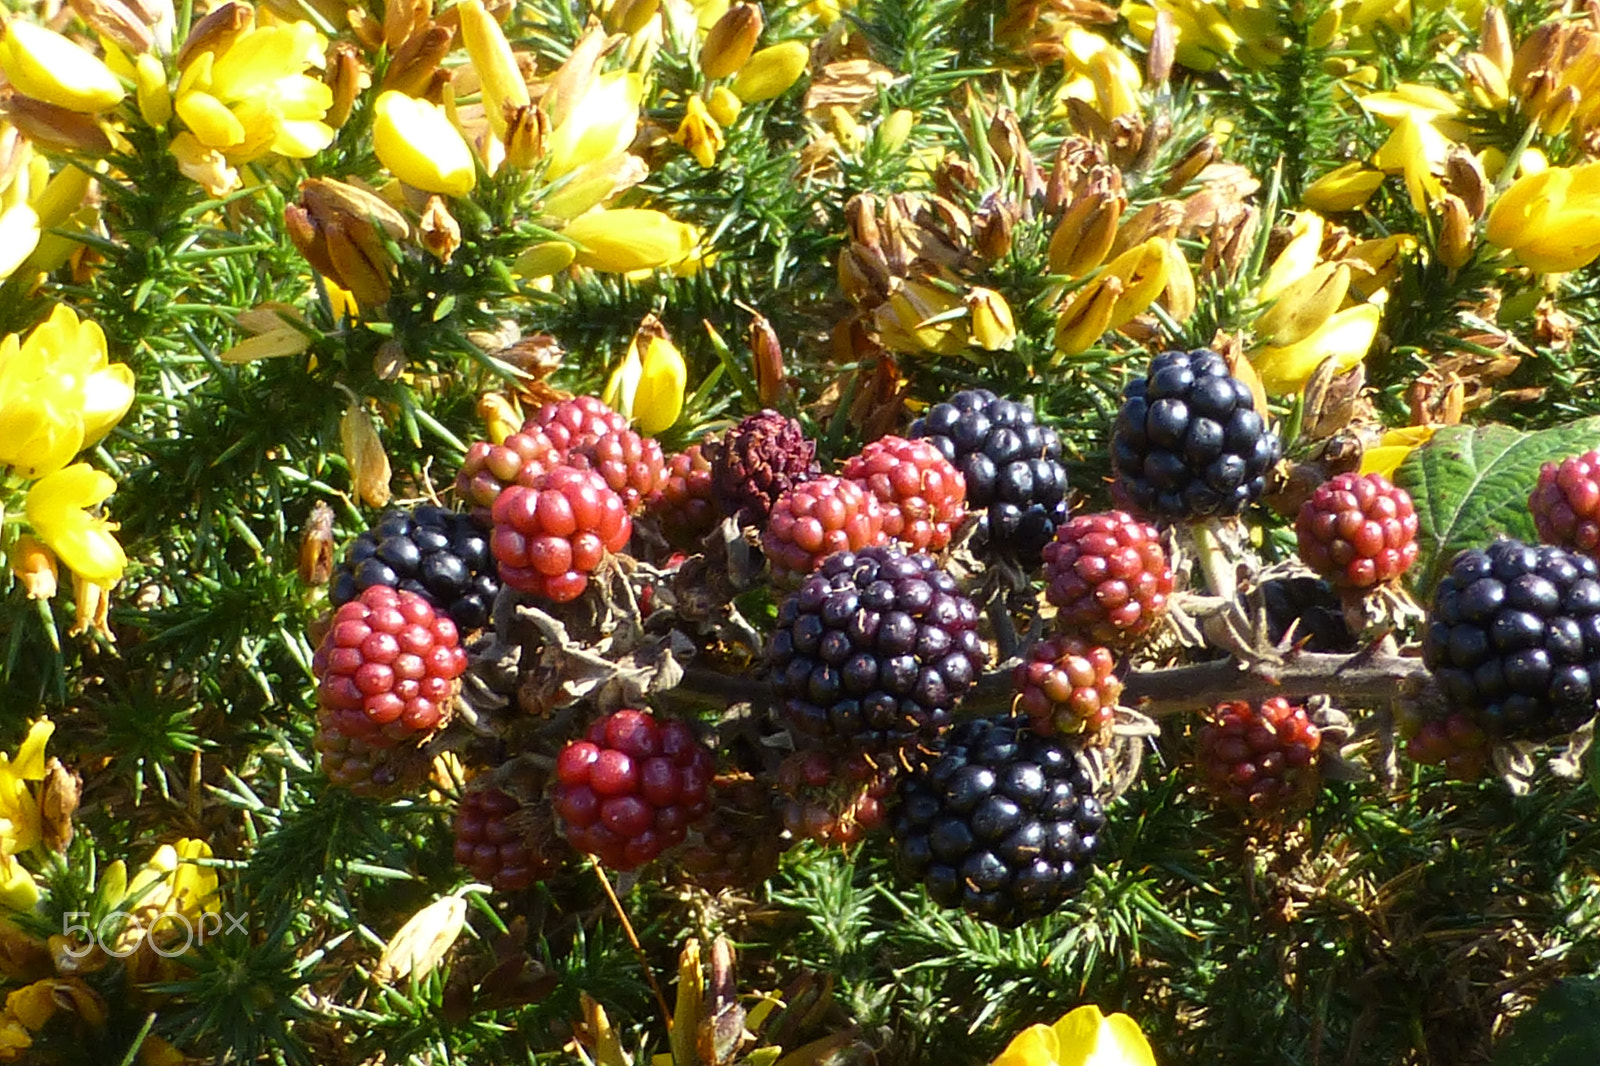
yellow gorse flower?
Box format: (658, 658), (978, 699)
(0, 21), (125, 113)
(24, 464), (127, 587)
(371, 91), (477, 196)
(0, 720), (52, 862)
(545, 73), (644, 181)
(1484, 163), (1600, 274)
(562, 208), (699, 273)
(991, 1004), (1157, 1066)
(0, 305), (134, 480)
(171, 14), (334, 166)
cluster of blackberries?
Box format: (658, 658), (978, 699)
(1112, 348), (1279, 520)
(911, 390), (1069, 563)
(770, 546), (986, 754)
(893, 715), (1106, 926)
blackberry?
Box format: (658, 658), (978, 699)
(1111, 348), (1281, 520)
(892, 714), (1105, 925)
(1260, 575), (1356, 652)
(454, 427), (561, 524)
(842, 435), (967, 553)
(769, 545), (987, 754)
(761, 475), (885, 585)
(1041, 511), (1172, 646)
(1013, 635), (1123, 736)
(315, 709), (431, 797)
(1422, 538), (1600, 741)
(1403, 710), (1490, 781)
(1195, 697), (1321, 812)
(551, 708), (715, 870)
(1530, 449), (1600, 557)
(490, 465), (632, 603)
(675, 774), (787, 890)
(705, 410), (820, 523)
(454, 785), (568, 892)
(646, 443), (719, 550)
(331, 505), (500, 632)
(527, 396), (667, 513)
(910, 390), (1069, 564)
(775, 750), (895, 846)
(1295, 472), (1419, 589)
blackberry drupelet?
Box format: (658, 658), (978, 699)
(909, 389), (1068, 564)
(332, 505), (500, 632)
(893, 714), (1105, 925)
(1111, 348), (1280, 520)
(1422, 538), (1600, 740)
(769, 545), (987, 753)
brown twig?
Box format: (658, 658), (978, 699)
(679, 649), (1438, 717)
(592, 864), (674, 1030)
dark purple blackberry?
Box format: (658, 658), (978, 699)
(331, 505), (500, 631)
(892, 714), (1105, 926)
(909, 390), (1068, 565)
(1261, 576), (1356, 653)
(705, 410), (820, 523)
(768, 545), (988, 754)
(1422, 538), (1600, 741)
(1111, 348), (1281, 520)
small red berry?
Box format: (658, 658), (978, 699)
(1041, 511), (1172, 646)
(1295, 473), (1419, 590)
(761, 475), (886, 584)
(552, 709), (715, 870)
(492, 464), (631, 602)
(646, 442), (720, 550)
(1014, 635), (1123, 736)
(1531, 449), (1600, 557)
(842, 435), (967, 553)
(1195, 697), (1322, 812)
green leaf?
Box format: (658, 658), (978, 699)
(1393, 418), (1600, 596)
(1492, 977), (1600, 1066)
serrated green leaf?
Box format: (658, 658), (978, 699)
(1393, 417), (1600, 596)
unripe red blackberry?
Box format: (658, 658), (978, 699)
(646, 443), (719, 550)
(705, 409), (820, 523)
(490, 465), (632, 603)
(1295, 472), (1419, 589)
(1041, 512), (1172, 645)
(552, 709), (714, 870)
(314, 709), (430, 797)
(454, 427), (562, 524)
(769, 545), (987, 754)
(1013, 635), (1122, 736)
(1195, 697), (1321, 812)
(676, 773), (786, 889)
(312, 586), (467, 747)
(454, 786), (567, 891)
(527, 396), (666, 513)
(761, 475), (886, 584)
(842, 435), (967, 553)
(893, 715), (1105, 926)
(1403, 712), (1490, 781)
(776, 750), (894, 846)
(1531, 449), (1600, 557)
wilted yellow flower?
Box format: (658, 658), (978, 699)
(171, 15), (333, 165)
(1252, 302), (1380, 396)
(1484, 162), (1600, 274)
(340, 401), (393, 508)
(1053, 276), (1120, 357)
(374, 893), (468, 984)
(673, 95), (725, 168)
(731, 41), (810, 102)
(8, 536), (57, 602)
(0, 305), (134, 480)
(372, 91), (476, 196)
(0, 21), (125, 113)
(563, 208), (698, 273)
(701, 2), (763, 80)
(966, 288), (1016, 351)
(544, 73), (643, 181)
(604, 318), (687, 434)
(991, 1004), (1156, 1066)
(24, 465), (126, 587)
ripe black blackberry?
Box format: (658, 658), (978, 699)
(1111, 348), (1280, 520)
(909, 390), (1068, 564)
(1260, 576), (1356, 652)
(893, 715), (1105, 926)
(1422, 538), (1600, 741)
(769, 545), (987, 754)
(332, 505), (500, 632)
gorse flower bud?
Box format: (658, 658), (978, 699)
(562, 208), (698, 273)
(603, 316), (686, 434)
(731, 40), (809, 102)
(700, 2), (763, 80)
(372, 90), (476, 195)
(458, 0), (530, 141)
